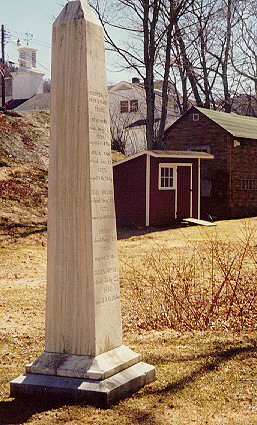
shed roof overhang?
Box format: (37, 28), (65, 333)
(113, 149), (213, 167)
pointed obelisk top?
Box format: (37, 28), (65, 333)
(54, 0), (101, 26)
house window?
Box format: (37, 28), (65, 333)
(193, 114), (199, 121)
(32, 51), (36, 68)
(240, 179), (257, 190)
(174, 103), (179, 113)
(159, 165), (174, 189)
(120, 100), (129, 113)
(130, 99), (138, 112)
(189, 145), (210, 153)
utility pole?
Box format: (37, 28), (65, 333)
(1, 24), (6, 109)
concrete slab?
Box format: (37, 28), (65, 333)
(183, 218), (216, 226)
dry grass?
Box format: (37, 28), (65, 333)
(0, 219), (257, 424)
(120, 221), (257, 333)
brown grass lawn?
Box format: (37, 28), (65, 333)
(0, 218), (256, 424)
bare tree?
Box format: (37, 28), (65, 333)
(91, 0), (194, 149)
(171, 0), (256, 113)
(43, 79), (51, 93)
(91, 0), (257, 153)
(231, 0), (257, 102)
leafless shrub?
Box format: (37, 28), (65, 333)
(123, 225), (257, 332)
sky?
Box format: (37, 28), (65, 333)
(0, 0), (131, 85)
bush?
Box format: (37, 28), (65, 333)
(124, 224), (257, 332)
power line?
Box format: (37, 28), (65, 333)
(1, 25), (6, 108)
(5, 27), (51, 49)
(5, 27), (51, 72)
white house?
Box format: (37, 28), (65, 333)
(108, 78), (180, 155)
(11, 47), (44, 101)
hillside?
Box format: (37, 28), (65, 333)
(0, 111), (50, 168)
(0, 110), (125, 242)
(0, 111), (50, 242)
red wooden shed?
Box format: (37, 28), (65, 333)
(113, 150), (213, 227)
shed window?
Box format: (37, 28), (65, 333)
(120, 100), (129, 113)
(193, 114), (199, 121)
(159, 165), (174, 189)
(240, 179), (257, 190)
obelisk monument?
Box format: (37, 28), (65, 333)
(10, 0), (155, 407)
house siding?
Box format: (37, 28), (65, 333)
(113, 152), (202, 228)
(149, 157), (199, 226)
(227, 138), (257, 218)
(149, 156), (176, 226)
(108, 81), (180, 156)
(164, 107), (257, 219)
(113, 154), (146, 227)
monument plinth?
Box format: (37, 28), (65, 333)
(10, 0), (155, 408)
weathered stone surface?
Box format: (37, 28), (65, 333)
(46, 0), (122, 356)
(10, 363), (156, 408)
(26, 345), (141, 380)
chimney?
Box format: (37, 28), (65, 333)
(132, 77), (140, 84)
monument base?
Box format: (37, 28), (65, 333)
(10, 362), (156, 408)
(25, 345), (141, 380)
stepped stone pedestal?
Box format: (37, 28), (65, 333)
(10, 0), (155, 408)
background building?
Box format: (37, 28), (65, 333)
(109, 79), (180, 155)
(164, 106), (257, 220)
(11, 46), (44, 102)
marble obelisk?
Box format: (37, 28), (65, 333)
(10, 0), (155, 407)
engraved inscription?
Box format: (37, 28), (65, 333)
(96, 294), (120, 307)
(88, 88), (120, 309)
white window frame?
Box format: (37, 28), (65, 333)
(193, 113), (199, 121)
(159, 164), (176, 190)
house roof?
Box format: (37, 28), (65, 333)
(108, 80), (145, 93)
(108, 80), (175, 98)
(125, 118), (160, 128)
(113, 149), (213, 166)
(14, 93), (50, 111)
(194, 107), (257, 139)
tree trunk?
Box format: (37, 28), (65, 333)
(155, 3), (175, 149)
(175, 23), (204, 107)
(143, 0), (159, 150)
(222, 0), (232, 113)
